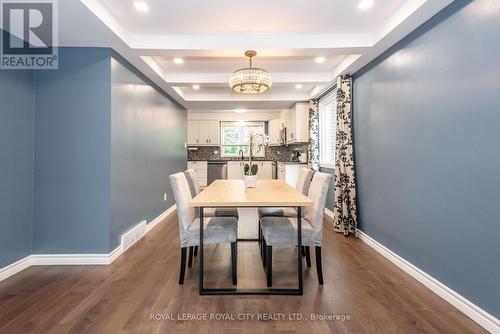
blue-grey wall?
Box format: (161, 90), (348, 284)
(110, 56), (186, 250)
(0, 47), (186, 266)
(353, 0), (500, 317)
(33, 48), (111, 254)
(0, 69), (34, 267)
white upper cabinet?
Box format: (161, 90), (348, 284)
(268, 119), (282, 146)
(187, 120), (200, 145)
(187, 120), (219, 146)
(287, 102), (310, 143)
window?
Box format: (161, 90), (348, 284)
(319, 90), (337, 168)
(221, 121), (266, 157)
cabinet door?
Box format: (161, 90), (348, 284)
(295, 102), (310, 142)
(197, 121), (210, 145)
(187, 121), (199, 145)
(258, 162), (273, 179)
(227, 162), (243, 179)
(268, 119), (280, 145)
(288, 106), (297, 143)
(207, 121), (219, 145)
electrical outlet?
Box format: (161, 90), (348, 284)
(163, 193), (167, 202)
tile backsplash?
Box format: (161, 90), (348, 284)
(187, 144), (308, 162)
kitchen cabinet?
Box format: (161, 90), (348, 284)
(277, 162), (306, 187)
(268, 119), (282, 146)
(228, 161), (274, 179)
(187, 120), (219, 146)
(255, 161), (273, 179)
(227, 161), (244, 179)
(287, 102), (309, 143)
(187, 161), (208, 187)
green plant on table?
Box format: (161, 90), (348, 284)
(243, 130), (269, 176)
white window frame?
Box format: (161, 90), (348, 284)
(319, 90), (337, 169)
(220, 121), (266, 158)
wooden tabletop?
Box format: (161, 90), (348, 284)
(190, 179), (314, 207)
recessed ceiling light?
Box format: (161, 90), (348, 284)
(358, 0), (374, 10)
(192, 84), (200, 90)
(134, 1), (149, 12)
(234, 109), (247, 113)
(295, 84), (303, 89)
(315, 56), (326, 63)
(173, 57), (184, 64)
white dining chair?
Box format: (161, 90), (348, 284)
(169, 172), (238, 285)
(184, 169), (239, 219)
(258, 167), (313, 218)
(258, 167), (313, 260)
(260, 171), (332, 286)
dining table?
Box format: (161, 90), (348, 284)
(189, 179), (314, 296)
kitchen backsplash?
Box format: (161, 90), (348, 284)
(187, 144), (308, 162)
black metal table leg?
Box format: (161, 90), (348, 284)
(199, 207), (204, 294)
(297, 206), (303, 295)
(198, 206), (303, 296)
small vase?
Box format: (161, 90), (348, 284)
(244, 175), (258, 188)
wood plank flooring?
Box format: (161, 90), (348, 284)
(0, 213), (486, 333)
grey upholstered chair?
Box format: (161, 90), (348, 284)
(169, 172), (238, 285)
(184, 169), (239, 219)
(258, 167), (313, 218)
(260, 171), (332, 286)
(258, 167), (313, 260)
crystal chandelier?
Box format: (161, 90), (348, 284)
(229, 50), (272, 94)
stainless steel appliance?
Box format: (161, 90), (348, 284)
(207, 161), (227, 185)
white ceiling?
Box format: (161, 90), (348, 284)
(99, 0), (408, 35)
(57, 0), (454, 110)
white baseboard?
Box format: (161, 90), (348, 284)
(0, 255), (33, 282)
(146, 205), (176, 233)
(324, 208), (334, 220)
(0, 205), (176, 282)
(357, 230), (500, 334)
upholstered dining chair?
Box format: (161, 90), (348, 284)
(260, 171), (332, 286)
(184, 169), (239, 260)
(258, 167), (313, 261)
(184, 169), (239, 219)
(258, 167), (313, 218)
(169, 172), (238, 285)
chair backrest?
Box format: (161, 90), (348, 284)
(304, 171), (332, 235)
(184, 169), (201, 197)
(296, 168), (313, 195)
(169, 172), (196, 247)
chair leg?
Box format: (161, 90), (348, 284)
(188, 246), (194, 268)
(179, 247), (187, 285)
(305, 246), (311, 267)
(262, 239), (267, 267)
(266, 245), (272, 287)
(315, 246), (323, 285)
(194, 246), (198, 256)
(258, 221), (261, 245)
(231, 242), (237, 285)
(301, 246), (306, 257)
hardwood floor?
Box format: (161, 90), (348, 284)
(0, 214), (486, 333)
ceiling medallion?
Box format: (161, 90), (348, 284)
(229, 50), (272, 94)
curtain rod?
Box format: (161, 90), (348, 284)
(315, 83), (337, 101)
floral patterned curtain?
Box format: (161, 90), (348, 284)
(333, 75), (358, 236)
(308, 99), (320, 171)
